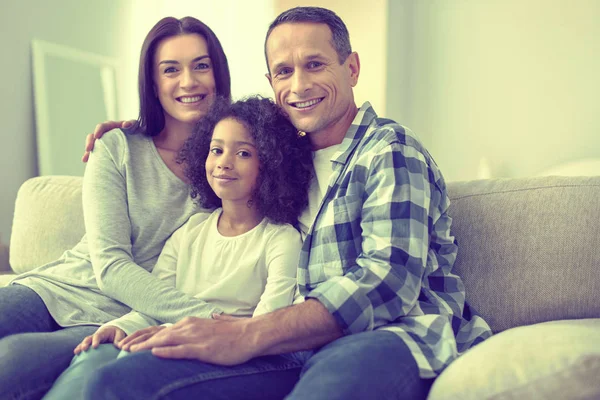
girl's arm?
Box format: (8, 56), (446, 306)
(252, 225), (303, 317)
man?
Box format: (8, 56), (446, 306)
(82, 7), (491, 399)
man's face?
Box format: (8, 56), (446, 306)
(266, 22), (359, 144)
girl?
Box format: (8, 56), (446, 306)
(0, 16), (230, 399)
(43, 96), (313, 399)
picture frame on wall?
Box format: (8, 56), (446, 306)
(31, 39), (118, 176)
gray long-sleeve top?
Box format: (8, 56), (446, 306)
(13, 128), (222, 327)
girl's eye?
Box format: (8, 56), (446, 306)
(237, 150), (251, 158)
(210, 148), (222, 155)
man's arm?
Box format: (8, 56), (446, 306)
(82, 120), (135, 162)
(129, 298), (342, 365)
(248, 298), (343, 355)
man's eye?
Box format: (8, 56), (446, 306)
(307, 61), (323, 69)
(276, 67), (292, 77)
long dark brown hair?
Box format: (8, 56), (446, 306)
(137, 16), (231, 136)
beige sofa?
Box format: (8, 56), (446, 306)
(2, 175), (599, 399)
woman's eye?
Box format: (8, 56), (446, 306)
(195, 63), (210, 70)
(164, 66), (177, 73)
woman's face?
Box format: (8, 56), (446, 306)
(153, 33), (216, 130)
(205, 118), (260, 206)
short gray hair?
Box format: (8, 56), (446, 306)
(264, 6), (352, 73)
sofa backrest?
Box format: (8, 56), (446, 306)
(10, 175), (84, 274)
(447, 176), (600, 333)
(10, 175), (600, 333)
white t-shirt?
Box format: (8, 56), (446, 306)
(298, 144), (341, 237)
(105, 209), (304, 334)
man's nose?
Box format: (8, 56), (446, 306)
(291, 69), (312, 94)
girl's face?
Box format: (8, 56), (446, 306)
(206, 118), (260, 206)
(153, 33), (216, 130)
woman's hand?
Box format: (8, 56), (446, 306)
(118, 325), (166, 351)
(82, 120), (136, 162)
(74, 325), (126, 354)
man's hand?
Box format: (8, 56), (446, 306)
(129, 316), (257, 366)
(82, 120), (135, 162)
(117, 325), (166, 351)
(74, 325), (126, 354)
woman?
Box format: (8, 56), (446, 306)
(0, 16), (230, 400)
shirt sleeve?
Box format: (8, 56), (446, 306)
(306, 141), (434, 334)
(99, 215), (222, 333)
(252, 225), (302, 317)
(83, 136), (222, 323)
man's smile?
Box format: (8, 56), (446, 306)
(288, 97), (324, 109)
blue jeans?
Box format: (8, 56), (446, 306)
(75, 330), (432, 399)
(43, 343), (123, 400)
(0, 285), (98, 400)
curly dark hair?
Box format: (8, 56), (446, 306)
(179, 96), (313, 225)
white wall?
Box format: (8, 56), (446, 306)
(120, 0), (277, 119)
(9, 0), (591, 248)
(0, 0), (277, 248)
(0, 0), (131, 246)
(387, 0), (600, 181)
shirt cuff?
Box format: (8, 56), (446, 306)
(305, 276), (374, 335)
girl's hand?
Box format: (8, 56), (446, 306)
(74, 325), (127, 354)
(118, 325), (166, 351)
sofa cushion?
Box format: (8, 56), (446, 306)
(428, 319), (600, 400)
(10, 176), (84, 274)
(447, 176), (600, 333)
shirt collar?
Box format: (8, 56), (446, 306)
(330, 102), (377, 165)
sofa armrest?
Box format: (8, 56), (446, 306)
(10, 175), (84, 274)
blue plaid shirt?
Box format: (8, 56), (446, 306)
(298, 102), (492, 378)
